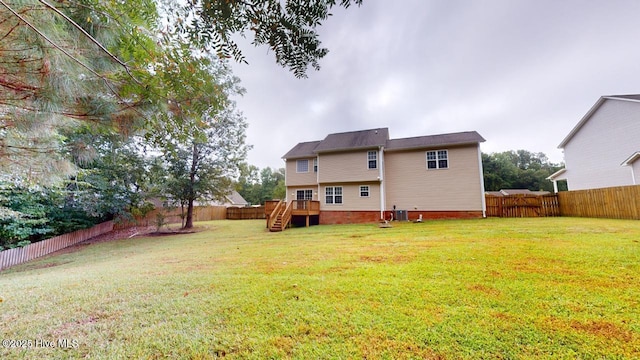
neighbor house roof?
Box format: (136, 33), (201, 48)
(558, 94), (640, 148)
(313, 128), (389, 153)
(386, 131), (485, 151)
(486, 189), (551, 196)
(546, 168), (567, 181)
(621, 151), (640, 166)
(283, 128), (485, 159)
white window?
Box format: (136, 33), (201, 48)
(427, 150), (448, 169)
(296, 189), (313, 200)
(325, 186), (343, 204)
(313, 158), (318, 172)
(359, 185), (370, 197)
(296, 159), (309, 173)
(367, 151), (377, 169)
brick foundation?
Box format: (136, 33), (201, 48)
(407, 210), (484, 221)
(319, 210), (484, 224)
(319, 211), (381, 225)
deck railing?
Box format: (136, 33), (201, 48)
(292, 200), (320, 214)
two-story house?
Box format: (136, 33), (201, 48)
(547, 95), (640, 192)
(279, 128), (486, 226)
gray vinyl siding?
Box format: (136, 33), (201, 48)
(384, 146), (483, 211)
(563, 100), (640, 190)
(320, 183), (380, 211)
(318, 151), (380, 183)
(285, 158), (318, 187)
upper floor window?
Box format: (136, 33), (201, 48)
(325, 186), (343, 204)
(313, 158), (318, 172)
(367, 151), (378, 169)
(296, 159), (309, 173)
(427, 150), (448, 169)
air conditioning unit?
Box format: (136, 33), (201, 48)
(395, 210), (408, 221)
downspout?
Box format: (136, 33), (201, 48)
(283, 159), (288, 202)
(316, 156), (321, 202)
(477, 144), (486, 217)
(379, 146), (385, 220)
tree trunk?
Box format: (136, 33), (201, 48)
(185, 198), (194, 229)
(184, 142), (199, 229)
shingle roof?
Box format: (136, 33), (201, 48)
(313, 128), (389, 153)
(282, 129), (485, 159)
(282, 140), (321, 159)
(386, 131), (485, 151)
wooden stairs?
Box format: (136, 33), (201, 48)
(267, 200), (293, 232)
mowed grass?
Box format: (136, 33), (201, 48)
(1, 218), (639, 359)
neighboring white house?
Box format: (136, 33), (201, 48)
(548, 95), (640, 192)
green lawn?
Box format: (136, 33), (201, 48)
(1, 218), (639, 359)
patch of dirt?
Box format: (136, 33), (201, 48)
(49, 226), (206, 257)
(82, 226), (156, 244)
(570, 320), (634, 342)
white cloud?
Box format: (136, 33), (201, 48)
(231, 0), (640, 170)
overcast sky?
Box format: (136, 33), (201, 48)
(230, 0), (640, 170)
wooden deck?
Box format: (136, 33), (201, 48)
(265, 200), (320, 231)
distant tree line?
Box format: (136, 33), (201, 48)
(235, 165), (286, 205)
(482, 150), (565, 192)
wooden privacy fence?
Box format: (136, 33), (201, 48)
(227, 206), (266, 220)
(114, 206), (228, 229)
(485, 194), (560, 218)
(1, 206), (228, 271)
(558, 185), (640, 219)
(0, 221), (114, 271)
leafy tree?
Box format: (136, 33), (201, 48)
(0, 0), (160, 184)
(1, 0), (363, 186)
(236, 163), (262, 205)
(482, 150), (564, 192)
(63, 128), (155, 220)
(236, 165), (285, 205)
(170, 0), (364, 77)
(0, 185), (52, 249)
(152, 56), (249, 229)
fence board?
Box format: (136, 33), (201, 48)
(113, 206), (228, 229)
(485, 194), (559, 218)
(0, 205), (233, 271)
(227, 206), (266, 220)
(558, 185), (640, 219)
(0, 221), (114, 271)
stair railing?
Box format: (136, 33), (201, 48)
(267, 200), (284, 230)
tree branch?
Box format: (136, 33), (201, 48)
(37, 0), (141, 85)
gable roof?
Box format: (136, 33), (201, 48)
(313, 128), (389, 153)
(282, 128), (484, 159)
(282, 140), (322, 159)
(558, 94), (640, 148)
(386, 131), (485, 151)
